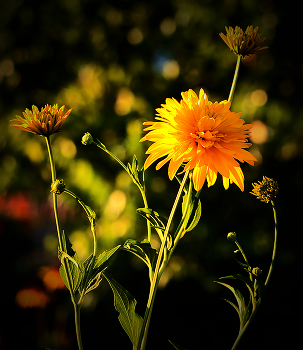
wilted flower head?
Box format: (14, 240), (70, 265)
(251, 176), (278, 203)
(140, 88), (257, 191)
(220, 25), (268, 57)
(10, 104), (72, 136)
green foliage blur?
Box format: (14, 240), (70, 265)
(0, 0), (300, 349)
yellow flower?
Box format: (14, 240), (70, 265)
(10, 104), (72, 136)
(251, 176), (278, 203)
(140, 88), (257, 191)
(220, 25), (268, 57)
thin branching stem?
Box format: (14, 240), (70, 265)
(138, 171), (189, 350)
(45, 136), (83, 350)
(93, 140), (152, 241)
(265, 200), (278, 286)
(228, 55), (241, 103)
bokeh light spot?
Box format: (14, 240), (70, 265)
(59, 137), (77, 159)
(24, 139), (44, 163)
(115, 88), (135, 115)
(250, 120), (268, 144)
(70, 230), (90, 260)
(39, 266), (65, 291)
(104, 190), (126, 220)
(162, 60), (180, 80)
(16, 288), (49, 308)
(251, 89), (268, 107)
(160, 18), (176, 36)
(127, 28), (144, 44)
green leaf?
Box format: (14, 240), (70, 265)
(93, 245), (121, 274)
(169, 339), (188, 350)
(58, 250), (79, 268)
(215, 280), (249, 330)
(219, 274), (254, 300)
(127, 154), (145, 188)
(123, 239), (158, 271)
(84, 204), (96, 223)
(103, 272), (143, 348)
(186, 199), (201, 232)
(179, 191), (202, 235)
(137, 208), (166, 240)
(84, 272), (103, 295)
(58, 231), (84, 293)
(83, 245), (121, 295)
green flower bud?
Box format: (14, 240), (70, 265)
(227, 232), (237, 242)
(50, 179), (65, 195)
(82, 132), (93, 145)
(252, 267), (262, 276)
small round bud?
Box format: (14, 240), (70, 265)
(252, 267), (262, 276)
(50, 179), (65, 195)
(82, 132), (93, 145)
(227, 232), (237, 242)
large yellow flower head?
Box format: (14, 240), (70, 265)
(140, 88), (257, 191)
(220, 25), (268, 57)
(10, 104), (72, 136)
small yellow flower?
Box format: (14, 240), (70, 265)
(140, 88), (257, 191)
(251, 176), (278, 203)
(10, 104), (72, 136)
(220, 25), (268, 57)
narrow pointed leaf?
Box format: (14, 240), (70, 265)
(168, 339), (188, 350)
(215, 280), (248, 330)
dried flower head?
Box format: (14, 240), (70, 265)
(220, 25), (268, 57)
(251, 176), (278, 203)
(140, 88), (257, 191)
(10, 104), (72, 136)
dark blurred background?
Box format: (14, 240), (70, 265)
(0, 0), (301, 349)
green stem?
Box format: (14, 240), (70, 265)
(228, 55), (241, 103)
(230, 299), (261, 350)
(140, 187), (152, 243)
(231, 201), (277, 349)
(93, 140), (152, 242)
(44, 136), (83, 350)
(234, 239), (255, 310)
(167, 177), (195, 263)
(63, 188), (97, 306)
(265, 200), (278, 286)
(74, 303), (83, 350)
(138, 171), (189, 350)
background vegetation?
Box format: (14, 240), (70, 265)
(0, 0), (300, 349)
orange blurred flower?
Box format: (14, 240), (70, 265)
(39, 266), (66, 291)
(10, 104), (72, 136)
(140, 88), (257, 191)
(15, 288), (49, 308)
(220, 25), (268, 57)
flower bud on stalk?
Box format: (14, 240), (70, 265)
(227, 232), (237, 242)
(82, 132), (93, 145)
(51, 179), (66, 195)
